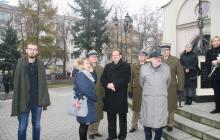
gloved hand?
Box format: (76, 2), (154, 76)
(177, 90), (183, 95)
(128, 92), (133, 99)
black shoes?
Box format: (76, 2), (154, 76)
(94, 133), (102, 137)
(185, 97), (192, 105)
(89, 135), (95, 139)
(210, 109), (220, 114)
(89, 133), (102, 139)
(167, 126), (173, 132)
(106, 136), (117, 140)
(129, 128), (137, 133)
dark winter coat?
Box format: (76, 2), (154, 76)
(74, 71), (97, 124)
(205, 46), (220, 80)
(3, 74), (10, 85)
(180, 51), (199, 88)
(11, 56), (50, 116)
(101, 60), (131, 113)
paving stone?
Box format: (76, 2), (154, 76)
(0, 87), (146, 140)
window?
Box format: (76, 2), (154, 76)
(0, 11), (10, 25)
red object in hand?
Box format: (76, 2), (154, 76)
(73, 100), (81, 110)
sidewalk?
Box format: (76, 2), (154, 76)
(0, 87), (145, 140)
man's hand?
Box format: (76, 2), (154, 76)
(212, 60), (218, 65)
(177, 90), (183, 95)
(107, 83), (115, 92)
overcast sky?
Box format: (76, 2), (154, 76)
(9, 0), (170, 15)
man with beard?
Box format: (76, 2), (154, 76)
(87, 50), (105, 139)
(101, 49), (131, 140)
(11, 42), (51, 140)
(140, 50), (171, 140)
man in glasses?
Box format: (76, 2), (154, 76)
(11, 42), (51, 140)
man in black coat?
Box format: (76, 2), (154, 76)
(101, 49), (131, 140)
(206, 36), (220, 114)
(3, 70), (10, 97)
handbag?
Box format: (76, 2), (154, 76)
(67, 95), (88, 117)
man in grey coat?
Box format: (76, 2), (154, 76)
(140, 50), (171, 140)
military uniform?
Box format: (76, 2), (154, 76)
(88, 64), (105, 136)
(162, 55), (184, 128)
(86, 50), (105, 138)
(128, 62), (143, 130)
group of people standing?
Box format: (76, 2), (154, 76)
(72, 45), (185, 140)
(9, 36), (220, 140)
(72, 49), (131, 140)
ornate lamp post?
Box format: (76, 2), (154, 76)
(113, 16), (119, 49)
(196, 0), (209, 54)
(123, 13), (133, 62)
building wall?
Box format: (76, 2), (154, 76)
(162, 0), (184, 56)
(162, 0), (215, 95)
(162, 0), (211, 56)
(0, 3), (78, 75)
(211, 0), (220, 37)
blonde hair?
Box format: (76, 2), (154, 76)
(112, 48), (122, 55)
(73, 57), (88, 71)
(210, 36), (220, 46)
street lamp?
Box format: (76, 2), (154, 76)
(113, 16), (119, 49)
(123, 13), (133, 62)
(196, 0), (208, 54)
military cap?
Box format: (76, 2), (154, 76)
(87, 50), (98, 57)
(138, 49), (148, 56)
(149, 50), (161, 58)
(161, 43), (171, 50)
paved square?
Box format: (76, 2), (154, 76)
(0, 87), (145, 140)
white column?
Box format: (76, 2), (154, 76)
(210, 0), (220, 37)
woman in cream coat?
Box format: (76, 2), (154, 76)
(140, 50), (171, 140)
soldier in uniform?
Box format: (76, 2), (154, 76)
(161, 44), (184, 132)
(128, 50), (148, 133)
(87, 50), (105, 139)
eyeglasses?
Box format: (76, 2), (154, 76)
(27, 48), (38, 51)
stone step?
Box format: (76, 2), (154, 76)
(174, 114), (220, 140)
(176, 105), (220, 130)
(162, 127), (200, 140)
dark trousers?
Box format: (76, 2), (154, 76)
(79, 124), (88, 140)
(212, 80), (220, 111)
(107, 112), (127, 139)
(18, 106), (42, 140)
(4, 84), (9, 93)
(144, 127), (163, 140)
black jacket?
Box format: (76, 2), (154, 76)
(205, 46), (220, 80)
(101, 60), (131, 113)
(180, 51), (199, 88)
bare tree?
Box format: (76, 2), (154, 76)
(133, 6), (163, 52)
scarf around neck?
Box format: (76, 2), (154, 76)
(82, 70), (95, 82)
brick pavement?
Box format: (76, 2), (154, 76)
(0, 87), (145, 140)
